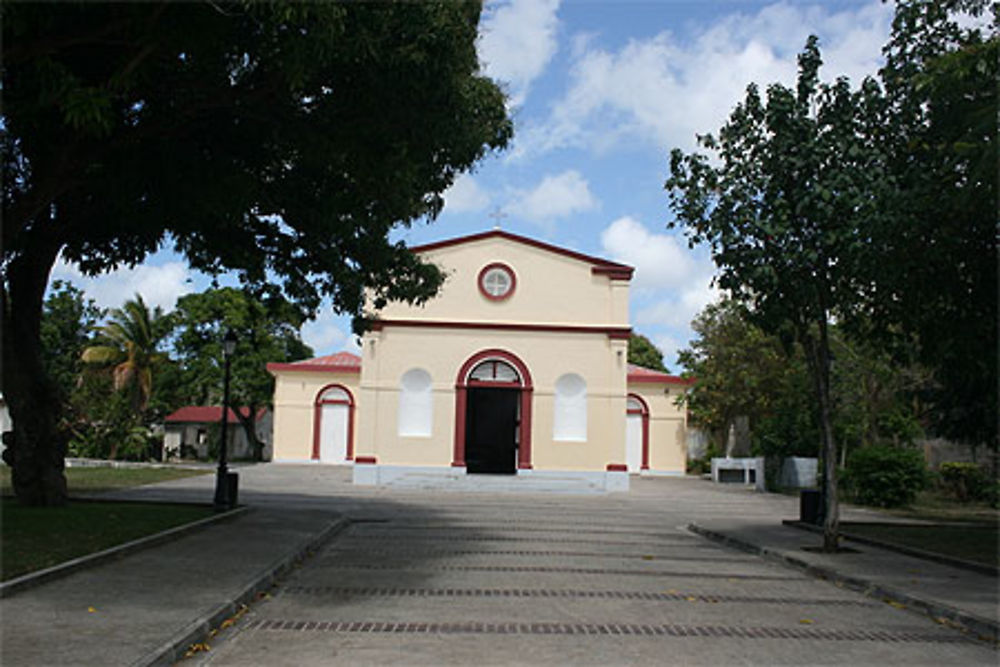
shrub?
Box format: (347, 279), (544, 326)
(939, 462), (994, 503)
(686, 457), (710, 475)
(842, 445), (929, 508)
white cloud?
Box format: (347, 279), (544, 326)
(515, 0), (892, 158)
(600, 216), (718, 369)
(300, 309), (351, 356)
(650, 332), (683, 371)
(635, 282), (719, 331)
(443, 173), (491, 214)
(508, 170), (597, 227)
(600, 216), (711, 291)
(479, 0), (561, 107)
(51, 257), (195, 312)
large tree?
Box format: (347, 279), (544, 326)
(667, 38), (889, 551)
(677, 299), (791, 451)
(1, 2), (511, 504)
(863, 0), (997, 456)
(171, 288), (312, 461)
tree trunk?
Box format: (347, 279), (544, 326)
(234, 407), (265, 462)
(2, 237), (69, 506)
(804, 320), (839, 552)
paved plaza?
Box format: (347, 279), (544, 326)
(1, 465), (996, 666)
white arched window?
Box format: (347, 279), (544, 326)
(553, 373), (587, 441)
(398, 368), (433, 437)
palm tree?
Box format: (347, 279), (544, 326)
(82, 294), (169, 414)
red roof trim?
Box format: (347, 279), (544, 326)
(165, 406), (265, 423)
(371, 318), (631, 339)
(409, 230), (633, 279)
(267, 351), (361, 375)
(267, 362), (361, 374)
(591, 266), (635, 280)
(627, 363), (692, 385)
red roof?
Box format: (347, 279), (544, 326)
(409, 230), (634, 281)
(266, 351), (361, 374)
(627, 364), (692, 385)
(165, 406), (265, 423)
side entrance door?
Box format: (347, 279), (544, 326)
(465, 387), (518, 474)
(319, 403), (348, 462)
(315, 385), (352, 463)
(626, 412), (642, 472)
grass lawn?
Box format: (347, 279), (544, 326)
(884, 488), (999, 523)
(0, 465), (209, 496)
(1, 465), (215, 581)
(1, 498), (215, 581)
(842, 521), (998, 569)
(841, 489), (999, 568)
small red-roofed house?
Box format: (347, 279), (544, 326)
(163, 406), (271, 461)
(267, 230), (694, 489)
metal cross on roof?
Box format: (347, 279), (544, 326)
(488, 206), (507, 230)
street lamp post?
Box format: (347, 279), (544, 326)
(213, 329), (238, 511)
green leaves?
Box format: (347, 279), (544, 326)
(627, 333), (669, 373)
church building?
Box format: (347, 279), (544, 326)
(267, 230), (691, 491)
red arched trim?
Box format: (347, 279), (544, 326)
(627, 393), (651, 471)
(313, 383), (355, 462)
(453, 349), (533, 470)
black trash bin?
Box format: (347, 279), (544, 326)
(226, 472), (239, 508)
(799, 489), (822, 525)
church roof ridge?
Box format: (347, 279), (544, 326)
(409, 229), (633, 277)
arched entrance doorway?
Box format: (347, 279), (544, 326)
(313, 384), (354, 463)
(454, 349), (533, 473)
(626, 394), (650, 472)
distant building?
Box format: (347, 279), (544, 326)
(0, 393), (10, 460)
(163, 406), (272, 461)
(268, 230), (692, 489)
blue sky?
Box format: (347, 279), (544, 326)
(51, 0), (895, 369)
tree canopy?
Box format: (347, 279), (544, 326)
(627, 333), (669, 373)
(40, 281), (104, 402)
(667, 36), (889, 550)
(1, 1), (512, 505)
(82, 294), (170, 413)
(666, 0), (998, 547)
(677, 299), (789, 447)
(862, 0), (997, 451)
(170, 288), (313, 460)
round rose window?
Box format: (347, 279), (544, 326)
(478, 263), (516, 301)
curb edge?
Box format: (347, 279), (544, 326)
(134, 516), (350, 667)
(687, 522), (998, 643)
(0, 506), (249, 599)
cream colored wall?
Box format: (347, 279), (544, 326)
(357, 326), (628, 471)
(627, 382), (688, 473)
(376, 236), (629, 327)
(271, 370), (361, 461)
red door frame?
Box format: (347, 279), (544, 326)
(453, 349), (533, 470)
(312, 383), (355, 461)
(627, 393), (650, 471)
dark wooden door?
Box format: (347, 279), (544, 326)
(465, 388), (518, 474)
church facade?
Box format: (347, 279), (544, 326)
(268, 230), (690, 490)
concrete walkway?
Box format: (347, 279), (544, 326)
(0, 466), (995, 666)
